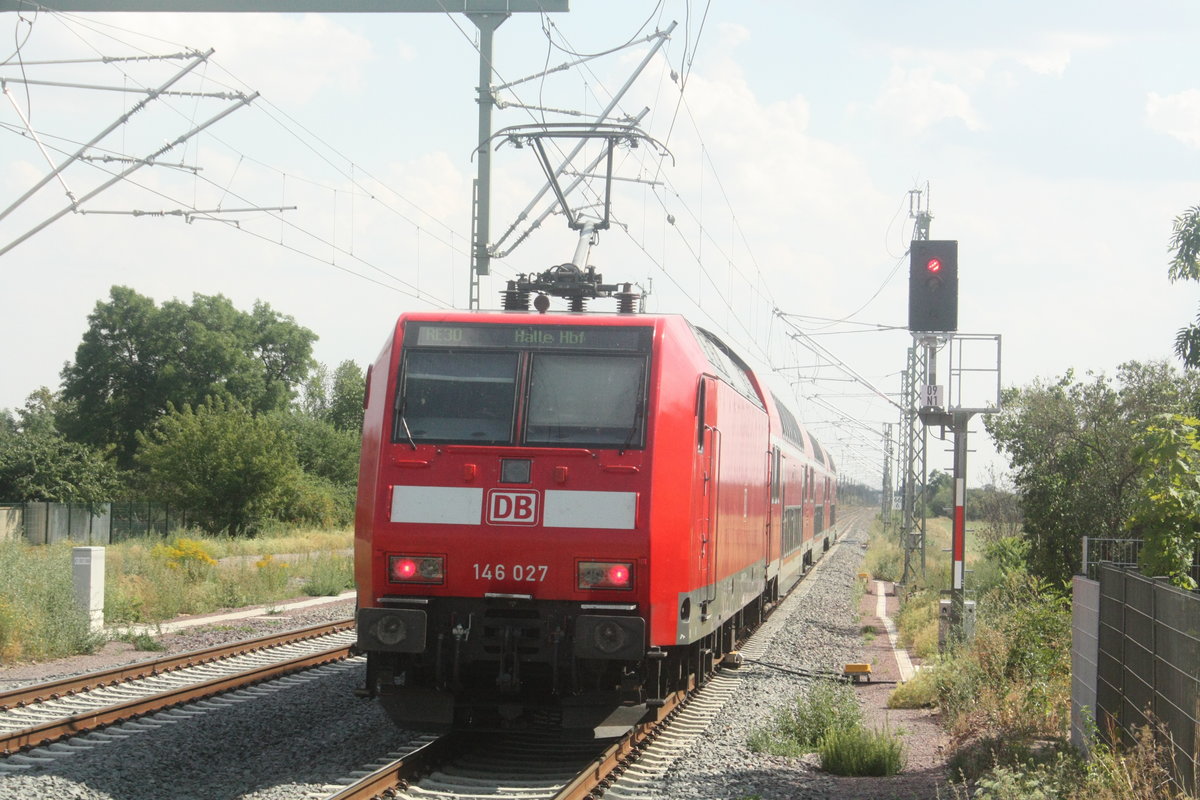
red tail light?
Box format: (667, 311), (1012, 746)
(389, 555), (444, 584)
(578, 561), (634, 590)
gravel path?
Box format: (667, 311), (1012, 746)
(612, 507), (949, 800)
(0, 508), (950, 799)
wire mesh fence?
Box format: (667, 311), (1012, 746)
(109, 501), (198, 542)
(1096, 564), (1199, 795)
(0, 501), (198, 544)
(1083, 537), (1200, 586)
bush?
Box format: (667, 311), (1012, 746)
(895, 588), (940, 658)
(748, 679), (862, 756)
(275, 472), (355, 529)
(887, 666), (938, 709)
(818, 724), (906, 777)
(969, 757), (1076, 800)
(864, 531), (902, 583)
(301, 553), (353, 596)
(152, 537), (218, 580)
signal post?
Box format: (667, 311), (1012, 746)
(907, 239), (1000, 647)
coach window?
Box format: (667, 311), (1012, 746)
(525, 354), (647, 447)
(396, 350), (518, 444)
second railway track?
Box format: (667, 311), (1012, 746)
(0, 620), (356, 755)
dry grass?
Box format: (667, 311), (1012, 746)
(0, 528), (354, 661)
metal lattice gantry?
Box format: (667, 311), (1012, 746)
(899, 344), (928, 584)
(881, 422), (894, 528)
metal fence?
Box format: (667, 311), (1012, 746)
(1096, 564), (1199, 794)
(13, 502), (112, 545)
(109, 501), (198, 542)
(1083, 537), (1200, 586)
(0, 501), (197, 544)
(1071, 575), (1100, 753)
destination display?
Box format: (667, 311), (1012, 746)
(411, 322), (651, 351)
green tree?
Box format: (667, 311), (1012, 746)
(0, 390), (121, 503)
(1169, 205), (1200, 367)
(327, 360), (365, 433)
(136, 397), (300, 535)
(300, 360), (365, 433)
(1127, 413), (1200, 589)
(920, 469), (953, 517)
(301, 362), (331, 419)
(61, 286), (317, 466)
(279, 412), (359, 486)
(985, 362), (1200, 585)
(968, 468), (1023, 542)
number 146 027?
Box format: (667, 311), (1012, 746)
(472, 563), (548, 582)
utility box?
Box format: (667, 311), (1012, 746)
(73, 546), (105, 632)
(938, 597), (976, 650)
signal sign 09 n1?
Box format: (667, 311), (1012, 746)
(908, 239), (958, 332)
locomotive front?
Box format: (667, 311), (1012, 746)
(355, 313), (659, 730)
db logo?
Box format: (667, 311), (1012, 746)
(486, 490), (540, 525)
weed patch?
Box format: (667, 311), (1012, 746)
(887, 666), (938, 709)
(301, 552), (353, 596)
(114, 630), (167, 652)
(818, 724), (906, 777)
(749, 679), (862, 756)
(0, 542), (105, 661)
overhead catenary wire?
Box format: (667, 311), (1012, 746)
(535, 7), (897, 483)
(0, 10), (468, 305)
(4, 5), (897, 481)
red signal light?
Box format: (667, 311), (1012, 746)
(926, 257), (942, 274)
(388, 555), (444, 584)
(607, 564), (630, 586)
(578, 560), (635, 590)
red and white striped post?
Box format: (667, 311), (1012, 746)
(950, 411), (972, 642)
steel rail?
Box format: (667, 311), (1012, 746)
(1, 621), (356, 754)
(0, 618), (354, 711)
(554, 688), (687, 800)
(2, 641), (353, 753)
(323, 735), (458, 800)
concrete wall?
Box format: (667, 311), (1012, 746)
(0, 505), (22, 542)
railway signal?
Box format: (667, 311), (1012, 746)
(908, 240), (958, 332)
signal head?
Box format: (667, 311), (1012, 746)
(908, 239), (958, 332)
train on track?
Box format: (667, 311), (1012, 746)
(354, 276), (837, 732)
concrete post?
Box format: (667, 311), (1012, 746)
(72, 546), (105, 632)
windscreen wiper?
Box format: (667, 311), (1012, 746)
(620, 367), (647, 455)
(398, 398), (417, 451)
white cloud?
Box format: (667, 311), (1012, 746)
(874, 34), (1111, 135)
(56, 13), (374, 106)
(874, 66), (984, 135)
(1146, 89), (1200, 149)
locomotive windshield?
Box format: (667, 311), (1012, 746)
(525, 354), (645, 447)
(395, 322), (651, 449)
(397, 350), (519, 444)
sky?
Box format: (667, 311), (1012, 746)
(2, 0), (1199, 490)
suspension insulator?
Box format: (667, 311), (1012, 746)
(502, 281), (530, 311)
(616, 283), (639, 314)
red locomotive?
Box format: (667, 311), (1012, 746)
(354, 299), (837, 731)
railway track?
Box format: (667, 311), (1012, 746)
(0, 619), (356, 755)
(317, 517), (857, 800)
